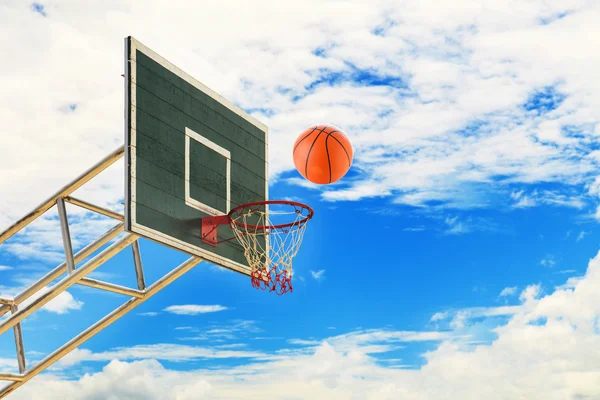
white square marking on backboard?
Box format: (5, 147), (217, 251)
(184, 127), (231, 215)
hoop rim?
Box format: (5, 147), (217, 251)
(228, 200), (314, 231)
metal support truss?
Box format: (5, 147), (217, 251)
(0, 146), (204, 398)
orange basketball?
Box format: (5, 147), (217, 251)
(293, 124), (353, 184)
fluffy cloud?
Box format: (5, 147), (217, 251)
(499, 286), (518, 297)
(7, 250), (600, 399)
(138, 312), (159, 317)
(0, 0), (599, 233)
(40, 290), (83, 315)
(163, 305), (228, 315)
(310, 269), (326, 281)
(0, 282), (83, 316)
(176, 320), (262, 342)
(56, 344), (268, 368)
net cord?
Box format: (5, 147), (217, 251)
(230, 207), (308, 295)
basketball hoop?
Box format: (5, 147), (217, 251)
(201, 201), (314, 295)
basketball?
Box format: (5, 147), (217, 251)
(293, 124), (353, 184)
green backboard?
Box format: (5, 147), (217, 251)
(124, 36), (268, 275)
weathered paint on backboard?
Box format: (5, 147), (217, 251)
(124, 36), (268, 275)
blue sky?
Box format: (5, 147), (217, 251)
(1, 1), (600, 398)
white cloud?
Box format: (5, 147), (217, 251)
(209, 264), (235, 274)
(430, 312), (448, 322)
(556, 276), (584, 291)
(565, 230), (572, 238)
(519, 284), (541, 304)
(214, 343), (247, 350)
(510, 190), (524, 201)
(138, 312), (159, 317)
(445, 221), (470, 235)
(441, 215), (496, 235)
(443, 215), (470, 235)
(321, 329), (453, 356)
(514, 194), (537, 208)
(178, 320), (261, 341)
(556, 269), (576, 274)
(0, 357), (17, 370)
(57, 344), (267, 368)
(12, 250), (600, 399)
(403, 226), (426, 232)
(499, 286), (518, 297)
(41, 290), (84, 314)
(0, 265), (12, 271)
(310, 269), (326, 281)
(577, 231), (589, 242)
(586, 175), (600, 198)
(510, 189), (585, 209)
(0, 0), (598, 253)
(430, 305), (520, 332)
(288, 339), (321, 346)
(0, 281), (83, 315)
(430, 304), (520, 332)
(53, 326), (452, 370)
(541, 255), (557, 267)
(163, 305), (228, 315)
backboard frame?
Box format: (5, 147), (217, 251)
(124, 36), (269, 276)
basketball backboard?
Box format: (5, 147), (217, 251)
(124, 36), (268, 275)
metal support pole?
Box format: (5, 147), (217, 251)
(0, 298), (13, 306)
(0, 233), (138, 336)
(0, 374), (23, 382)
(131, 241), (146, 290)
(77, 278), (145, 298)
(0, 146), (124, 245)
(10, 306), (26, 373)
(56, 198), (76, 274)
(0, 256), (203, 398)
(0, 223), (124, 319)
(64, 196), (124, 221)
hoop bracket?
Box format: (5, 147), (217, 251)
(201, 215), (229, 247)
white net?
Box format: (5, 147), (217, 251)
(230, 202), (311, 295)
